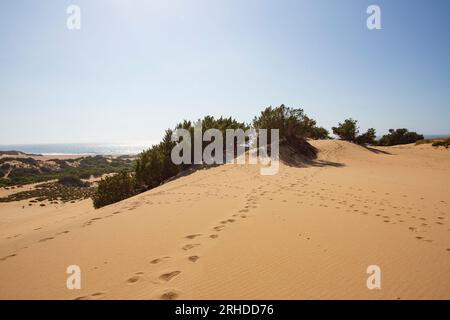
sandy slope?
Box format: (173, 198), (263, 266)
(0, 141), (449, 299)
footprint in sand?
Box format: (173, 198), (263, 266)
(209, 234), (219, 239)
(0, 253), (17, 262)
(182, 244), (199, 251)
(185, 234), (202, 239)
(213, 225), (225, 232)
(91, 292), (104, 298)
(150, 256), (170, 264)
(160, 290), (179, 300)
(188, 255), (200, 262)
(39, 237), (54, 242)
(126, 274), (142, 284)
(159, 271), (181, 282)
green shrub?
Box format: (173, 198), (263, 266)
(332, 118), (359, 141)
(136, 117), (248, 190)
(58, 175), (88, 188)
(78, 172), (92, 180)
(431, 138), (450, 148)
(355, 128), (377, 145)
(378, 129), (424, 146)
(252, 105), (318, 158)
(309, 126), (330, 140)
(92, 171), (136, 209)
(253, 105), (319, 141)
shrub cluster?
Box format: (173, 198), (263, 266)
(378, 129), (424, 146)
(432, 138), (450, 148)
(135, 116), (248, 190)
(0, 155), (134, 187)
(57, 175), (88, 188)
(93, 106), (323, 208)
(253, 105), (328, 141)
(92, 171), (136, 209)
(332, 118), (376, 145)
(416, 137), (450, 148)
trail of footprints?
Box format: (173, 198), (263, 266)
(76, 173), (449, 299)
(92, 188), (265, 300)
(293, 179), (449, 245)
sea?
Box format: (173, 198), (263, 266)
(0, 134), (448, 156)
(0, 143), (153, 156)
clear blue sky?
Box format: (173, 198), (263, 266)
(1, 0), (449, 144)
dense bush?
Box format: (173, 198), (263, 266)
(355, 128), (377, 145)
(92, 171), (136, 209)
(0, 155), (133, 187)
(332, 120), (377, 145)
(9, 167), (41, 178)
(252, 105), (318, 158)
(135, 130), (176, 190)
(58, 175), (88, 187)
(135, 117), (248, 190)
(432, 138), (450, 148)
(78, 172), (92, 179)
(378, 129), (424, 146)
(253, 105), (321, 141)
(417, 137), (450, 148)
(309, 126), (330, 140)
(15, 157), (39, 166)
(0, 163), (10, 177)
(332, 118), (359, 141)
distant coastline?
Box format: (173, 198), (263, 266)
(1, 136), (448, 156)
(0, 143), (152, 156)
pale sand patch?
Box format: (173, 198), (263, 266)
(0, 141), (449, 299)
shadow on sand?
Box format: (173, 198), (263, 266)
(364, 146), (393, 155)
(279, 143), (345, 169)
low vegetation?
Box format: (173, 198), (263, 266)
(416, 137), (450, 148)
(355, 128), (377, 145)
(0, 155), (134, 187)
(332, 118), (377, 146)
(57, 175), (89, 188)
(92, 171), (137, 209)
(331, 119), (426, 148)
(0, 181), (96, 203)
(252, 105), (319, 158)
(332, 118), (359, 142)
(377, 129), (424, 146)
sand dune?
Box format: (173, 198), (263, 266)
(0, 140), (449, 299)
